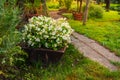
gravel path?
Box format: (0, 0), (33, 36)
(49, 11), (120, 71)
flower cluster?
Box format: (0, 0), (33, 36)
(22, 16), (73, 50)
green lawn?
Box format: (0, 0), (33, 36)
(67, 11), (120, 56)
(63, 10), (120, 21)
(96, 10), (120, 21)
(4, 44), (120, 80)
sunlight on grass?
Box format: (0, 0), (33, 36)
(47, 1), (59, 10)
(102, 11), (120, 21)
(63, 10), (120, 21)
(65, 10), (120, 56)
(69, 20), (120, 56)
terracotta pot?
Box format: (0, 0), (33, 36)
(73, 13), (83, 21)
(21, 46), (66, 65)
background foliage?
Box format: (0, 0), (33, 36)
(0, 0), (27, 79)
(83, 4), (104, 19)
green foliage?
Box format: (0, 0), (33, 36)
(23, 0), (41, 16)
(33, 0), (41, 8)
(83, 4), (104, 19)
(0, 1), (28, 79)
(47, 1), (59, 10)
(24, 73), (36, 80)
(68, 11), (120, 56)
(0, 0), (21, 52)
(58, 0), (64, 7)
(102, 11), (120, 21)
(111, 61), (120, 69)
(24, 0), (41, 9)
(111, 0), (120, 4)
(1, 46), (28, 66)
(110, 4), (120, 11)
(2, 44), (120, 80)
(0, 0), (20, 37)
(62, 13), (73, 19)
(64, 0), (73, 10)
(48, 0), (73, 10)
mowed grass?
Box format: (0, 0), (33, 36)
(21, 44), (120, 80)
(96, 11), (120, 21)
(63, 10), (120, 21)
(68, 11), (120, 56)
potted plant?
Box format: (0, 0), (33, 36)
(23, 0), (42, 20)
(73, 0), (83, 20)
(21, 16), (73, 64)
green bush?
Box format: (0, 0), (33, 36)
(83, 4), (104, 19)
(58, 0), (64, 7)
(62, 13), (73, 19)
(111, 0), (120, 4)
(0, 0), (28, 79)
(47, 2), (59, 9)
(0, 0), (21, 51)
(64, 0), (73, 10)
(110, 6), (120, 11)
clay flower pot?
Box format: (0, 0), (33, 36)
(73, 12), (83, 21)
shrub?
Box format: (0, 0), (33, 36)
(111, 0), (120, 4)
(58, 0), (64, 7)
(110, 6), (120, 11)
(0, 0), (21, 52)
(22, 16), (73, 50)
(64, 0), (73, 10)
(62, 13), (73, 19)
(47, 1), (59, 9)
(83, 4), (104, 19)
(0, 0), (28, 79)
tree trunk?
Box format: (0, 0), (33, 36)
(96, 0), (101, 4)
(77, 0), (79, 12)
(105, 0), (110, 12)
(41, 0), (48, 16)
(79, 0), (82, 13)
(83, 0), (90, 25)
(29, 0), (34, 3)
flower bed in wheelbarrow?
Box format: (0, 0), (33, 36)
(21, 45), (66, 65)
(21, 16), (73, 65)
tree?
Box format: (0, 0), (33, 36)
(96, 0), (101, 4)
(96, 0), (110, 11)
(77, 0), (83, 13)
(105, 0), (110, 11)
(83, 0), (90, 25)
(41, 0), (48, 16)
(64, 0), (73, 10)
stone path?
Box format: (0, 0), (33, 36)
(71, 32), (120, 71)
(49, 11), (63, 19)
(49, 11), (120, 71)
